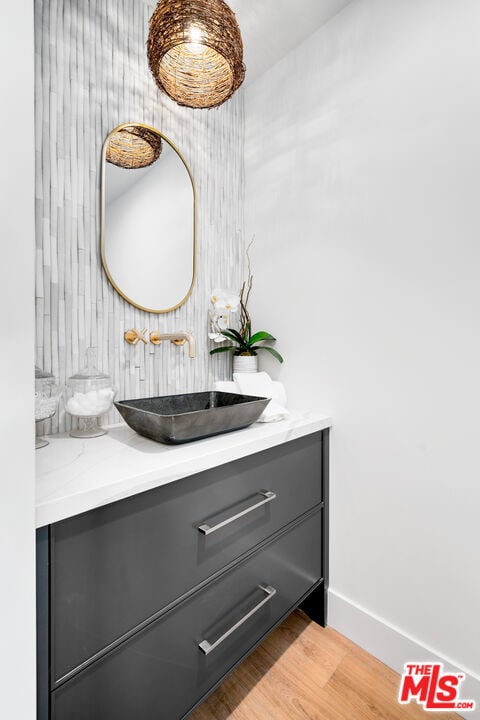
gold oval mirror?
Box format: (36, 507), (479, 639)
(101, 123), (196, 313)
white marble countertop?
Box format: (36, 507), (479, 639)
(35, 412), (332, 528)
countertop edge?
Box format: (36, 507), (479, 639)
(36, 413), (332, 528)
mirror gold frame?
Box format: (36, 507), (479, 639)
(100, 122), (197, 314)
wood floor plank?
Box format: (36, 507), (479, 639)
(326, 644), (461, 720)
(190, 610), (462, 720)
(190, 670), (273, 720)
(260, 612), (353, 688)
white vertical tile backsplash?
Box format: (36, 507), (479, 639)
(35, 0), (245, 433)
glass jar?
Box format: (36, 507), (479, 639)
(66, 348), (116, 438)
(35, 366), (61, 449)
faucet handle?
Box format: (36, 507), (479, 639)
(125, 328), (148, 345)
(149, 331), (162, 345)
(172, 329), (194, 346)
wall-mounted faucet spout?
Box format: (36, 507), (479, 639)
(149, 331), (196, 358)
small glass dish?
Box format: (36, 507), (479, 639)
(35, 366), (61, 449)
(66, 348), (116, 438)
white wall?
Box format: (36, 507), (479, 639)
(246, 0), (480, 704)
(0, 1), (36, 718)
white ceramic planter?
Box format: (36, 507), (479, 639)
(233, 354), (258, 373)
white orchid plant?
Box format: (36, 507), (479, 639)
(208, 243), (283, 364)
(208, 289), (241, 343)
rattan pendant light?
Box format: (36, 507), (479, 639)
(147, 0), (245, 109)
(106, 125), (163, 169)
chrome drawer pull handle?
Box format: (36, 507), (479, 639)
(197, 491), (277, 536)
(198, 585), (277, 655)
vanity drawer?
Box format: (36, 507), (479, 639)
(51, 509), (322, 720)
(51, 432), (323, 684)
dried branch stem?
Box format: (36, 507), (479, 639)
(239, 237), (255, 339)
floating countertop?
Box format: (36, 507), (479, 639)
(35, 412), (332, 528)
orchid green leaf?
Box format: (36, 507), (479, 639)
(249, 331), (276, 344)
(209, 346), (234, 355)
(222, 329), (244, 343)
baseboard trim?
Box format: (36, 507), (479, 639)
(328, 589), (480, 720)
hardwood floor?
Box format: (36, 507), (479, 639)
(190, 610), (460, 720)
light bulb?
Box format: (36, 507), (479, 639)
(188, 25), (203, 43)
(185, 24), (207, 54)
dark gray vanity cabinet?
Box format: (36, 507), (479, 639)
(37, 429), (329, 720)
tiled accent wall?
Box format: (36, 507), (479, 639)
(35, 0), (245, 432)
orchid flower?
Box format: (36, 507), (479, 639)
(209, 288), (241, 344)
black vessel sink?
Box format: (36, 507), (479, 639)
(115, 391), (270, 444)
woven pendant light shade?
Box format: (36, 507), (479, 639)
(106, 126), (163, 169)
(147, 0), (245, 109)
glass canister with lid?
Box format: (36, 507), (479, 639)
(35, 366), (61, 449)
(66, 348), (116, 438)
